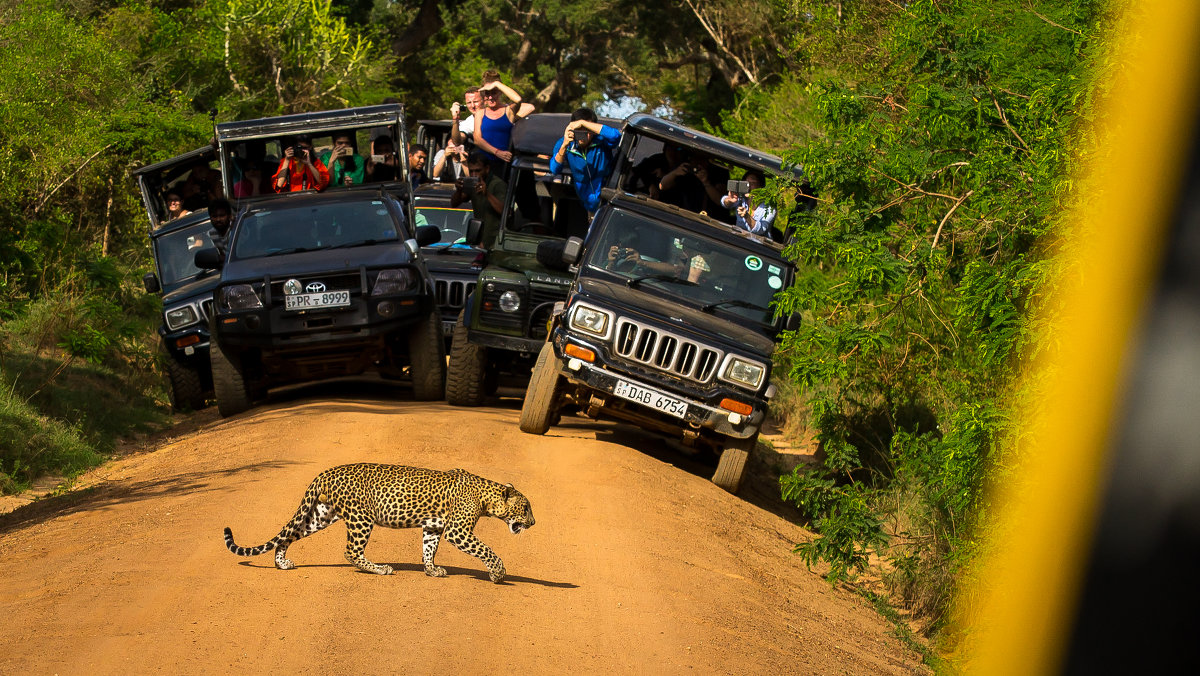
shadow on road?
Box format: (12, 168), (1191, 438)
(0, 460), (299, 536)
(235, 559), (577, 588)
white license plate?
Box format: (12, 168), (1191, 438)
(612, 380), (689, 419)
(284, 290), (350, 310)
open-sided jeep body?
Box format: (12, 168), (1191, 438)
(519, 119), (801, 494)
(196, 105), (444, 417)
(132, 145), (223, 411)
(444, 113), (603, 406)
(414, 182), (482, 344)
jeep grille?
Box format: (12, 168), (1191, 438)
(434, 278), (475, 309)
(614, 318), (722, 383)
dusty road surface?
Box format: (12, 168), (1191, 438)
(0, 379), (925, 674)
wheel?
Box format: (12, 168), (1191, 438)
(519, 342), (563, 435)
(712, 436), (756, 494)
(408, 309), (446, 401)
(209, 328), (252, 418)
(446, 309), (487, 406)
(161, 343), (207, 412)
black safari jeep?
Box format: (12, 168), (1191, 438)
(445, 113), (602, 406)
(518, 118), (801, 494)
(414, 182), (482, 345)
(132, 145), (224, 411)
(194, 104), (444, 417)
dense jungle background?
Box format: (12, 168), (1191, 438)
(0, 0), (1126, 655)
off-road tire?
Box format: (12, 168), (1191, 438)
(408, 309), (446, 401)
(712, 436), (756, 494)
(162, 343), (207, 412)
(446, 310), (487, 406)
(209, 328), (252, 418)
(519, 342), (562, 435)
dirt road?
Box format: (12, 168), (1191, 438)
(0, 379), (924, 674)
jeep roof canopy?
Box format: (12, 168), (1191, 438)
(215, 104), (406, 143)
(509, 113), (625, 171)
(620, 113), (802, 180)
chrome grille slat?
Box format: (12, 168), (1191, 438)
(613, 318), (723, 384)
(433, 278), (475, 309)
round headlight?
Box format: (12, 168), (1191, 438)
(283, 278), (303, 295)
(499, 290), (521, 313)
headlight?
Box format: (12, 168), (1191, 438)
(372, 269), (418, 296)
(222, 284), (262, 310)
(720, 357), (766, 390)
(499, 290), (521, 313)
(164, 303), (200, 330)
(570, 304), (611, 338)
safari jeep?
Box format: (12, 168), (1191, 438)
(444, 113), (596, 406)
(132, 145), (223, 411)
(195, 104), (444, 417)
(518, 117), (803, 494)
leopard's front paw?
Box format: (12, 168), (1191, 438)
(276, 558), (296, 570)
(425, 565), (447, 578)
(376, 564), (394, 576)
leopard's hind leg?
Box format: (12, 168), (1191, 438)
(275, 494), (341, 570)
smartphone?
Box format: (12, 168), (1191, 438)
(727, 179), (751, 195)
(371, 154), (386, 163)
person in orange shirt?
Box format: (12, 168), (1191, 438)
(271, 138), (329, 192)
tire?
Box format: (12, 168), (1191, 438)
(162, 344), (207, 412)
(712, 436), (756, 494)
(209, 328), (252, 418)
(519, 342), (562, 435)
(408, 310), (446, 401)
(446, 309), (487, 406)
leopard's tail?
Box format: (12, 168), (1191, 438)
(223, 481), (323, 557)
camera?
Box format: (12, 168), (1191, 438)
(462, 176), (480, 192)
(291, 144), (307, 159)
(727, 179), (751, 196)
(616, 247), (632, 259)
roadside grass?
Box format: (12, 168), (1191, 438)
(0, 293), (170, 495)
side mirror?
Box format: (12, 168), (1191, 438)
(562, 237), (584, 265)
(464, 218), (483, 246)
(535, 240), (570, 272)
(415, 225), (441, 247)
(142, 272), (161, 294)
(194, 247), (224, 270)
(784, 314), (801, 331)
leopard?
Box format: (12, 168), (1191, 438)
(223, 463), (535, 583)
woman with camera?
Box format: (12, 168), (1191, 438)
(720, 170), (775, 235)
(271, 138), (330, 193)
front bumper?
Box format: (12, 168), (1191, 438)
(213, 296), (432, 352)
(552, 332), (765, 440)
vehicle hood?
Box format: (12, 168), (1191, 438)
(422, 245), (482, 276)
(221, 243), (414, 282)
(574, 276), (778, 357)
(163, 272), (220, 305)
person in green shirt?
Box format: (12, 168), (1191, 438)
(320, 132), (366, 186)
(451, 150), (506, 249)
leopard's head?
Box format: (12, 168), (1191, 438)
(492, 483), (535, 534)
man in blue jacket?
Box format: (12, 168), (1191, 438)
(549, 108), (621, 224)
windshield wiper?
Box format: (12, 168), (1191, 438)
(626, 274), (697, 288)
(327, 239), (380, 249)
(263, 247), (316, 257)
(701, 299), (769, 313)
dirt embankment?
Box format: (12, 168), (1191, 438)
(0, 380), (925, 674)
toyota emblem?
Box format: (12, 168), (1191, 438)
(305, 281), (326, 293)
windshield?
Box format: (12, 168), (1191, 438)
(232, 199), (401, 259)
(154, 220), (216, 286)
(416, 205), (472, 246)
(585, 209), (789, 326)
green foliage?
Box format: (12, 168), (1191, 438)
(740, 0), (1127, 633)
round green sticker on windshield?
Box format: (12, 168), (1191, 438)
(745, 255), (763, 271)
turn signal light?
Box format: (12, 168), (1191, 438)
(719, 398), (753, 416)
(564, 344), (595, 362)
(175, 334), (200, 349)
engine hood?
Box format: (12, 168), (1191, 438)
(574, 276), (778, 357)
(221, 242), (415, 282)
(163, 272), (220, 306)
